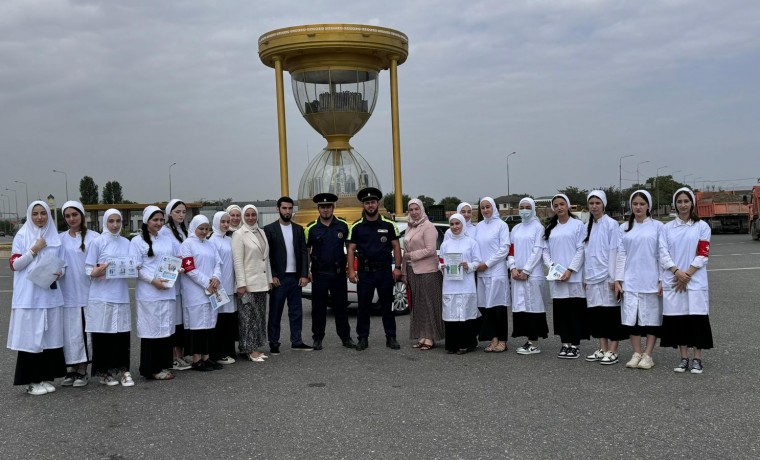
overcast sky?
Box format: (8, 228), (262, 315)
(1, 0), (759, 213)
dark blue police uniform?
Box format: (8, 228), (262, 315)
(347, 215), (400, 340)
(305, 216), (352, 343)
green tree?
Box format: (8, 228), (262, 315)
(438, 196), (462, 211)
(417, 194), (436, 210)
(79, 176), (99, 205)
(111, 181), (123, 203)
(557, 186), (588, 208)
(102, 181), (114, 204)
(383, 192), (412, 214)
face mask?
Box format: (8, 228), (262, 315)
(519, 209), (533, 220)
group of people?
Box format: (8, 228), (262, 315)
(402, 187), (713, 376)
(7, 185), (713, 396)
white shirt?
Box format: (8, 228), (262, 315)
(179, 237), (223, 308)
(130, 232), (180, 302)
(440, 234), (481, 321)
(659, 218), (710, 291)
(472, 217), (510, 278)
(58, 230), (100, 308)
(85, 233), (132, 304)
(210, 233), (237, 314)
(10, 231), (65, 309)
(615, 218), (664, 293)
(583, 214), (619, 284)
(508, 219), (545, 279)
(543, 217), (585, 283)
(280, 223), (296, 273)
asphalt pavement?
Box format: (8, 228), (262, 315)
(0, 234), (758, 459)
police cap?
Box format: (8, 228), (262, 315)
(313, 193), (338, 206)
(357, 187), (382, 202)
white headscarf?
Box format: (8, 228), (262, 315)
(629, 189), (653, 211)
(448, 213), (466, 239)
(241, 204), (260, 231)
(672, 187), (696, 208)
(187, 215), (209, 241)
(226, 204), (242, 231)
(551, 194), (571, 212)
(62, 200), (86, 218)
(165, 199), (187, 240)
(166, 199), (185, 218)
(456, 202), (473, 223)
(142, 205), (163, 225)
(101, 208), (122, 239)
(407, 198), (428, 227)
(587, 190), (607, 208)
(18, 200), (61, 247)
(479, 197), (498, 222)
(518, 197), (537, 221)
(211, 211), (229, 239)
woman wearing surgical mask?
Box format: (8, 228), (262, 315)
(85, 209), (136, 387)
(614, 190), (664, 370)
(658, 187), (713, 374)
(508, 198), (548, 355)
(473, 197), (511, 353)
(543, 194), (587, 359)
(209, 211), (238, 365)
(583, 191), (626, 366)
(130, 206), (180, 381)
(58, 200), (99, 387)
(8, 201), (67, 395)
(179, 215), (223, 371)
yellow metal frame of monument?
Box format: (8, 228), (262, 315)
(258, 24), (408, 224)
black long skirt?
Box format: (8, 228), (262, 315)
(444, 320), (479, 352)
(552, 297), (589, 345)
(14, 349), (66, 385)
(139, 336), (174, 378)
(91, 332), (130, 375)
(188, 329), (212, 356)
(511, 312), (549, 341)
(585, 306), (627, 341)
(211, 312), (239, 360)
(480, 306), (509, 341)
(660, 315), (714, 349)
(626, 323), (661, 337)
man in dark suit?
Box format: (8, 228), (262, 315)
(263, 196), (312, 353)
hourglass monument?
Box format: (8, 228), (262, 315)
(258, 24), (408, 223)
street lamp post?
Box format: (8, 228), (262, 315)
(636, 160), (650, 186)
(52, 169), (69, 201)
(506, 152), (516, 200)
(5, 187), (19, 218)
(619, 154), (634, 214)
(14, 180), (29, 210)
(169, 162), (177, 201)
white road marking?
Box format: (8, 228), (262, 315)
(710, 253), (760, 257)
(707, 267), (760, 272)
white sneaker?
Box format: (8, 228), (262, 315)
(40, 381), (56, 393)
(120, 371), (135, 387)
(216, 356), (236, 365)
(626, 352), (642, 368)
(26, 383), (48, 396)
(100, 374), (119, 386)
(600, 351), (619, 365)
(73, 373), (89, 387)
(172, 357), (192, 371)
(516, 342), (541, 355)
(61, 372), (76, 387)
(585, 349), (605, 362)
(637, 354), (654, 370)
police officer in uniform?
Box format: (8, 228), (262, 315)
(305, 193), (356, 350)
(347, 187), (402, 351)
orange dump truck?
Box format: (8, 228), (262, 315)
(696, 191), (750, 234)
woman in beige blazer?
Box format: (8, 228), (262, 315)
(231, 204), (272, 362)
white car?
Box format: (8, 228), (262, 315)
(302, 222), (449, 315)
